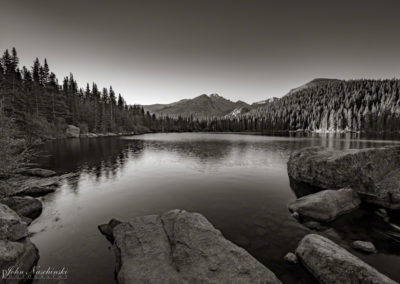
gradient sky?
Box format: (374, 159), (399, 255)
(1, 0), (400, 105)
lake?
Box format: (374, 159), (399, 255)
(30, 133), (400, 283)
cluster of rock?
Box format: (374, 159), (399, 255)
(285, 146), (399, 283)
(0, 199), (40, 283)
(99, 209), (282, 284)
(0, 167), (71, 283)
(288, 146), (400, 209)
(98, 209), (398, 284)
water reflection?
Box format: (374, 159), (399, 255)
(30, 133), (400, 284)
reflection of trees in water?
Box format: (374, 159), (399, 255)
(35, 138), (145, 184)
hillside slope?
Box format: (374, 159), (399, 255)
(244, 78), (400, 132)
(144, 94), (249, 119)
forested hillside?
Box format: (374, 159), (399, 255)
(2, 48), (399, 139)
(243, 79), (400, 132)
(193, 79), (400, 133)
(0, 48), (189, 142)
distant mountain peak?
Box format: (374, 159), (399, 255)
(143, 93), (249, 119)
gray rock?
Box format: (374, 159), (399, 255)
(65, 125), (80, 138)
(17, 168), (56, 178)
(291, 211), (300, 221)
(296, 234), (396, 284)
(288, 188), (361, 222)
(99, 209), (282, 284)
(0, 203), (28, 241)
(283, 252), (298, 264)
(1, 196), (43, 220)
(287, 146), (400, 209)
(17, 185), (57, 197)
(352, 241), (377, 254)
(0, 204), (40, 282)
(0, 239), (39, 282)
(98, 218), (122, 242)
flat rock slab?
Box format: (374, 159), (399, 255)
(288, 188), (361, 222)
(16, 168), (57, 178)
(287, 146), (400, 209)
(1, 173), (78, 197)
(99, 209), (282, 284)
(296, 234), (396, 284)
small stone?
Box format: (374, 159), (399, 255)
(283, 252), (298, 264)
(375, 208), (388, 218)
(352, 241), (377, 254)
(291, 212), (300, 221)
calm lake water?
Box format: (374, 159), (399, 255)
(30, 133), (400, 283)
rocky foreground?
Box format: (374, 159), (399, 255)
(99, 209), (282, 284)
(0, 167), (75, 283)
(288, 146), (400, 209)
(296, 234), (396, 284)
(99, 209), (399, 284)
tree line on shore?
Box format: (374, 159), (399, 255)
(2, 48), (400, 142)
(0, 48), (189, 143)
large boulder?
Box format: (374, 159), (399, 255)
(0, 239), (39, 282)
(288, 188), (361, 222)
(296, 234), (396, 284)
(65, 125), (80, 138)
(99, 209), (282, 284)
(287, 146), (400, 209)
(0, 204), (28, 241)
(1, 196), (43, 220)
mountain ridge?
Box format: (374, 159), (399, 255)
(143, 79), (342, 118)
(143, 93), (250, 118)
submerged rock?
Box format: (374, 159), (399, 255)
(1, 196), (43, 220)
(352, 240), (377, 254)
(99, 209), (282, 284)
(296, 234), (396, 284)
(287, 146), (400, 209)
(288, 188), (361, 222)
(283, 252), (298, 264)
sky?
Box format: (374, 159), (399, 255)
(1, 0), (400, 105)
